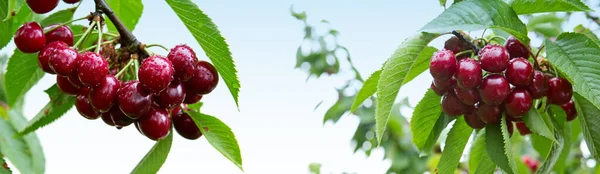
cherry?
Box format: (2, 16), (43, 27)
(57, 75), (79, 95)
(38, 41), (68, 74)
(183, 92), (203, 104)
(117, 81), (152, 119)
(68, 70), (84, 87)
(441, 92), (463, 116)
(89, 75), (120, 113)
(505, 58), (534, 87)
(479, 74), (510, 106)
(185, 61), (219, 95)
(527, 71), (548, 99)
(504, 88), (532, 118)
(454, 87), (480, 105)
(26, 0), (59, 14)
(506, 113), (523, 122)
(75, 87), (100, 120)
(156, 82), (186, 108)
(507, 119), (514, 137)
(560, 100), (577, 121)
(455, 58), (482, 89)
(77, 52), (109, 87)
(522, 156), (539, 172)
(138, 106), (172, 141)
(167, 45), (198, 81)
(478, 44), (510, 73)
(547, 77), (573, 105)
(172, 107), (203, 140)
(465, 111), (486, 129)
(515, 122), (531, 135)
(444, 36), (473, 60)
(430, 82), (446, 96)
(44, 24), (74, 46)
(48, 47), (79, 76)
(102, 105), (135, 128)
(63, 0), (81, 4)
(139, 55), (175, 94)
(433, 77), (456, 91)
(14, 22), (46, 53)
(476, 103), (502, 124)
(461, 103), (475, 115)
(429, 49), (457, 81)
(504, 36), (530, 59)
(101, 112), (116, 127)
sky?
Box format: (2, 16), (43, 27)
(3, 0), (599, 174)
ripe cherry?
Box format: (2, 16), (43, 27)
(89, 75), (120, 113)
(57, 75), (79, 95)
(172, 107), (203, 140)
(168, 45), (198, 81)
(156, 82), (186, 108)
(455, 58), (482, 89)
(48, 47), (79, 76)
(14, 22), (46, 53)
(75, 87), (100, 120)
(139, 55), (175, 94)
(515, 122), (532, 135)
(465, 111), (486, 129)
(430, 82), (446, 96)
(506, 113), (523, 122)
(138, 106), (172, 141)
(547, 77), (573, 105)
(44, 24), (74, 46)
(38, 41), (68, 74)
(504, 36), (530, 59)
(479, 74), (510, 106)
(117, 81), (152, 119)
(527, 71), (548, 99)
(26, 0), (59, 14)
(505, 58), (534, 87)
(522, 156), (539, 172)
(183, 92), (203, 104)
(102, 105), (135, 128)
(433, 77), (456, 91)
(478, 44), (510, 73)
(476, 103), (502, 124)
(504, 88), (532, 118)
(507, 119), (514, 137)
(454, 87), (480, 105)
(101, 112), (116, 127)
(77, 52), (109, 87)
(63, 0), (81, 4)
(429, 49), (457, 81)
(561, 100), (577, 121)
(185, 61), (219, 95)
(444, 36), (473, 60)
(68, 70), (83, 87)
(441, 93), (463, 116)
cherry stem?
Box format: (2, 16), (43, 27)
(533, 45), (544, 70)
(145, 44), (169, 52)
(487, 36), (505, 44)
(95, 21), (103, 54)
(455, 50), (473, 58)
(43, 15), (90, 34)
(81, 40), (113, 52)
(115, 59), (135, 77)
(73, 21), (97, 49)
(94, 0), (149, 59)
(74, 31), (118, 37)
(452, 30), (480, 53)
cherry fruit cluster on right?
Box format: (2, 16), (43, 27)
(430, 36), (576, 135)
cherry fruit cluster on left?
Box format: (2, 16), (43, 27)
(13, 0), (220, 141)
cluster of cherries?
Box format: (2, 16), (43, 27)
(26, 0), (81, 14)
(14, 19), (218, 141)
(430, 36), (576, 135)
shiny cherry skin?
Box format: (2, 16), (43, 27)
(77, 52), (109, 87)
(561, 100), (577, 121)
(429, 49), (457, 81)
(102, 105), (135, 128)
(75, 87), (100, 120)
(442, 92), (463, 117)
(26, 0), (59, 14)
(172, 107), (203, 140)
(430, 82), (446, 96)
(504, 88), (533, 118)
(63, 0), (81, 4)
(476, 103), (502, 124)
(547, 77), (573, 105)
(138, 55), (175, 94)
(185, 61), (219, 95)
(156, 82), (186, 108)
(465, 111), (486, 129)
(117, 81), (153, 119)
(48, 47), (79, 76)
(455, 58), (482, 89)
(433, 77), (456, 91)
(479, 74), (510, 106)
(478, 44), (510, 73)
(505, 58), (534, 87)
(183, 92), (203, 104)
(38, 41), (68, 74)
(444, 36), (473, 60)
(89, 75), (120, 113)
(138, 106), (172, 141)
(44, 24), (74, 46)
(14, 22), (46, 53)
(527, 71), (548, 99)
(515, 122), (532, 135)
(167, 45), (198, 81)
(504, 36), (530, 59)
(454, 87), (480, 105)
(57, 75), (79, 95)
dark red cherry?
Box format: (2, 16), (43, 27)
(515, 122), (531, 135)
(430, 82), (446, 96)
(561, 100), (577, 121)
(89, 75), (120, 113)
(504, 36), (530, 59)
(429, 49), (457, 81)
(77, 52), (109, 87)
(44, 24), (74, 46)
(26, 0), (59, 14)
(444, 36), (473, 60)
(547, 77), (573, 105)
(478, 44), (510, 73)
(465, 111), (486, 129)
(479, 74), (510, 106)
(75, 87), (100, 120)
(62, 0), (80, 4)
(68, 71), (83, 88)
(172, 107), (203, 140)
(156, 82), (186, 108)
(527, 71), (548, 99)
(138, 55), (175, 94)
(455, 58), (482, 89)
(442, 92), (463, 117)
(183, 92), (203, 104)
(48, 47), (79, 76)
(102, 105), (135, 128)
(476, 103), (502, 124)
(433, 77), (456, 91)
(507, 119), (514, 137)
(57, 75), (79, 95)
(101, 112), (116, 127)
(167, 45), (198, 81)
(504, 88), (533, 117)
(506, 58), (534, 87)
(14, 22), (46, 53)
(117, 81), (152, 119)
(506, 114), (523, 122)
(138, 106), (172, 141)
(38, 41), (68, 74)
(454, 86), (480, 105)
(185, 61), (219, 95)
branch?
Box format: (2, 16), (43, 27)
(94, 0), (149, 59)
(452, 30), (479, 53)
(585, 12), (600, 27)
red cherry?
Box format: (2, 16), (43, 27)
(454, 87), (480, 105)
(515, 122), (531, 135)
(505, 58), (534, 87)
(172, 107), (203, 140)
(167, 45), (198, 81)
(57, 75), (79, 95)
(479, 74), (510, 106)
(547, 77), (573, 105)
(560, 100), (577, 121)
(38, 41), (68, 74)
(507, 119), (514, 137)
(117, 81), (152, 119)
(75, 87), (100, 120)
(44, 24), (74, 46)
(184, 61), (219, 95)
(478, 44), (510, 73)
(429, 49), (457, 81)
(138, 55), (175, 94)
(183, 92), (203, 104)
(62, 0), (80, 4)
(504, 36), (530, 59)
(444, 36), (473, 60)
(441, 92), (463, 116)
(455, 58), (482, 89)
(101, 112), (116, 127)
(465, 111), (486, 129)
(48, 47), (79, 76)
(504, 88), (533, 118)
(14, 22), (46, 53)
(89, 75), (120, 113)
(526, 71), (548, 99)
(77, 52), (109, 87)
(138, 106), (172, 141)
(102, 105), (135, 128)
(430, 82), (446, 96)
(156, 82), (186, 108)
(476, 103), (502, 124)
(433, 77), (456, 91)
(26, 0), (59, 14)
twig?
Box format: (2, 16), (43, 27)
(94, 0), (149, 59)
(452, 30), (479, 53)
(585, 13), (600, 27)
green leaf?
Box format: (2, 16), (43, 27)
(4, 50), (44, 107)
(3, 0), (24, 21)
(0, 151), (11, 174)
(439, 0), (447, 7)
(403, 46), (437, 85)
(0, 0), (12, 50)
(574, 93), (600, 160)
(350, 70), (380, 112)
(308, 163), (321, 174)
(186, 111), (243, 171)
(437, 117), (472, 174)
(39, 7), (75, 26)
(411, 89), (444, 152)
(486, 118), (517, 174)
(545, 33), (600, 110)
(510, 0), (591, 15)
(420, 0), (529, 43)
(131, 132), (172, 174)
(105, 0), (143, 31)
(166, 0), (241, 108)
(0, 110), (44, 174)
(16, 85), (75, 136)
(527, 13), (564, 38)
(523, 107), (556, 142)
(536, 117), (564, 174)
(574, 24), (600, 44)
(323, 89), (354, 123)
(376, 32), (440, 144)
(469, 130), (496, 174)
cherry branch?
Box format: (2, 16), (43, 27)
(585, 12), (600, 27)
(452, 30), (480, 54)
(93, 0), (149, 59)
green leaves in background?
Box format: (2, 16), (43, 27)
(537, 117), (565, 174)
(486, 118), (517, 174)
(376, 32), (439, 144)
(186, 111), (243, 171)
(469, 130), (496, 174)
(16, 85), (75, 136)
(323, 89), (354, 123)
(0, 110), (44, 174)
(523, 107), (556, 142)
(3, 0), (24, 21)
(131, 132), (172, 174)
(39, 7), (75, 27)
(105, 0), (143, 31)
(4, 50), (44, 107)
(509, 0), (591, 15)
(574, 93), (600, 160)
(527, 13), (564, 38)
(574, 25), (600, 44)
(350, 70), (380, 113)
(437, 117), (472, 174)
(0, 0), (12, 50)
(421, 0), (529, 43)
(166, 0), (241, 108)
